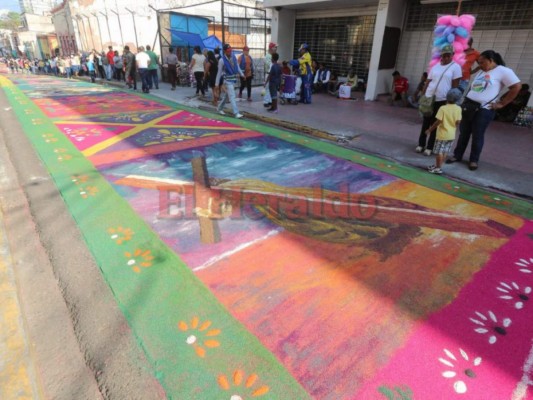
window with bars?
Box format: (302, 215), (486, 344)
(294, 15), (376, 79)
(406, 0), (533, 31)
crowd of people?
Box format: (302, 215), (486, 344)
(412, 40), (525, 173)
(2, 37), (528, 171)
(1, 46), (137, 83)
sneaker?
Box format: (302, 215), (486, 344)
(415, 146), (423, 153)
(235, 113), (243, 119)
(427, 165), (437, 172)
(267, 109), (278, 114)
(247, 98), (252, 102)
(263, 103), (271, 108)
(423, 149), (432, 156)
(218, 110), (226, 115)
(428, 167), (443, 175)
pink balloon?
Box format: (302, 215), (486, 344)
(453, 54), (466, 65)
(451, 16), (460, 26)
(459, 15), (476, 31)
(437, 15), (452, 25)
(456, 36), (468, 45)
(453, 42), (465, 53)
(459, 14), (476, 25)
(461, 21), (474, 31)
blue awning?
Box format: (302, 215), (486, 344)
(202, 35), (222, 51)
(167, 29), (205, 49)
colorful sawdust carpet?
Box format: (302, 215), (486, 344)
(1, 74), (532, 399)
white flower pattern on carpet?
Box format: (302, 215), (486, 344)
(439, 348), (482, 394)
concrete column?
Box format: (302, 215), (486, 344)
(270, 8), (296, 62)
(365, 0), (408, 101)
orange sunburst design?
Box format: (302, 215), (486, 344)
(71, 175), (89, 185)
(108, 226), (134, 244)
(177, 316), (221, 358)
(42, 133), (58, 143)
(217, 369), (269, 398)
(53, 148), (72, 161)
(79, 185), (99, 198)
(124, 248), (154, 273)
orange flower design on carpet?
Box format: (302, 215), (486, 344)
(178, 316), (220, 358)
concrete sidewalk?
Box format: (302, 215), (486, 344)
(0, 207), (39, 400)
(96, 76), (533, 199)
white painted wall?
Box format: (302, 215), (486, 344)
(271, 8), (295, 62)
(365, 0), (407, 100)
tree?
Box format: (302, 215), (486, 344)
(0, 12), (22, 32)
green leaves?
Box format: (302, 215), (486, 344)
(0, 12), (22, 32)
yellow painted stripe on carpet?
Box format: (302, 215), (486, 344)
(82, 110), (185, 156)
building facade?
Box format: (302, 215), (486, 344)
(16, 13), (57, 59)
(19, 0), (57, 15)
(264, 0), (533, 105)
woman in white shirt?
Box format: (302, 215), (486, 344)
(416, 45), (462, 156)
(447, 50), (521, 170)
(189, 46), (206, 96)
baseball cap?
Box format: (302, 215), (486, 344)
(441, 45), (453, 55)
(446, 88), (462, 103)
(223, 44), (231, 51)
(268, 42), (277, 49)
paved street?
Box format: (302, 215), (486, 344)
(1, 72), (532, 399)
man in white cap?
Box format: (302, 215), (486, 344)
(263, 42), (277, 108)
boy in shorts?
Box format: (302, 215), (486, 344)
(425, 88), (462, 174)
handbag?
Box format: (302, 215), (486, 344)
(461, 72), (500, 121)
(418, 94), (435, 117)
(418, 62), (455, 117)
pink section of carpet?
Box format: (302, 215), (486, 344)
(355, 220), (533, 399)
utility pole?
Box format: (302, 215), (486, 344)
(92, 12), (103, 50)
(83, 14), (95, 50)
(221, 0), (225, 44)
(125, 7), (138, 50)
(109, 9), (124, 47)
(148, 5), (162, 61)
(100, 12), (112, 46)
(76, 15), (88, 51)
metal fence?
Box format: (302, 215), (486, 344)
(155, 1), (271, 87)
